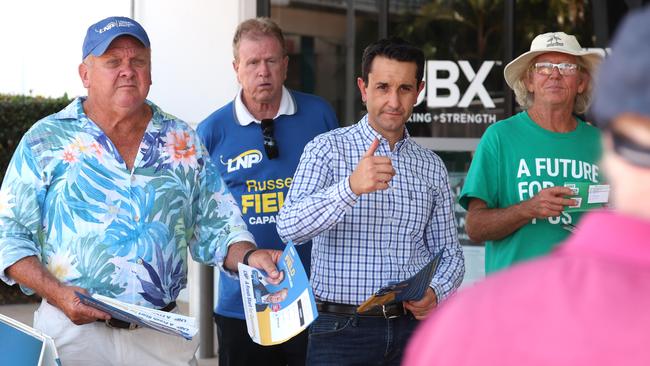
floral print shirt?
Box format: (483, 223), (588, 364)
(0, 98), (254, 308)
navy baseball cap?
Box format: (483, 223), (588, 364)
(591, 6), (650, 128)
(82, 16), (150, 60)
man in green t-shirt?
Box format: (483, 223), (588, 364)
(459, 32), (603, 273)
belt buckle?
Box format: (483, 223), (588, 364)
(105, 319), (138, 330)
(381, 304), (400, 319)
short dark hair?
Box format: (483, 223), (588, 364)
(361, 37), (424, 85)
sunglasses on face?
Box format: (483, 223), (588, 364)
(532, 62), (580, 76)
(261, 119), (279, 159)
(611, 129), (650, 168)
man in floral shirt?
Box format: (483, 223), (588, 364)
(0, 16), (281, 366)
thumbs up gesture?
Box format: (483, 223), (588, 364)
(349, 138), (396, 195)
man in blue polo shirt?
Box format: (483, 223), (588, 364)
(197, 17), (338, 366)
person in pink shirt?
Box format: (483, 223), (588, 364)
(403, 6), (650, 366)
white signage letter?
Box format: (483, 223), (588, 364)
(426, 61), (460, 108)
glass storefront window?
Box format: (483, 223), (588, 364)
(268, 0), (646, 130)
(267, 0), (646, 282)
(271, 1), (379, 124)
(392, 1), (507, 139)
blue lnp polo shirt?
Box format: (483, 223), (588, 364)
(197, 88), (338, 319)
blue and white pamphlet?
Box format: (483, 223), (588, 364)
(239, 242), (318, 346)
(357, 252), (442, 313)
(76, 292), (197, 339)
(0, 313), (61, 366)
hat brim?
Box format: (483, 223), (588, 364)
(503, 48), (603, 89)
(87, 32), (150, 59)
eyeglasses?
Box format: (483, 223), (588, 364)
(260, 119), (279, 159)
(532, 62), (580, 76)
(611, 129), (650, 168)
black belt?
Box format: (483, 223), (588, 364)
(316, 301), (406, 319)
(99, 301), (177, 330)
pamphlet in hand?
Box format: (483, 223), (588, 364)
(563, 182), (610, 212)
(0, 313), (61, 366)
(357, 252), (442, 313)
(76, 292), (197, 339)
(239, 242), (318, 346)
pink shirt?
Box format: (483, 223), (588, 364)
(404, 211), (650, 366)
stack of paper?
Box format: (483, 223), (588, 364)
(357, 252), (442, 313)
(76, 293), (197, 339)
(239, 242), (318, 346)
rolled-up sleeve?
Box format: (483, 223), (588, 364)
(0, 137), (45, 285)
(190, 145), (254, 273)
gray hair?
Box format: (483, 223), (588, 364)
(232, 17), (286, 61)
(81, 46), (152, 66)
(512, 56), (597, 115)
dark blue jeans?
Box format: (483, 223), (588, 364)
(306, 312), (419, 365)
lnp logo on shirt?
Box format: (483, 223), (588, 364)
(221, 150), (263, 172)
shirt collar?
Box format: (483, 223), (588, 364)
(53, 97), (83, 120)
(358, 114), (412, 153)
(234, 86), (296, 126)
(559, 210), (650, 266)
(58, 97), (168, 133)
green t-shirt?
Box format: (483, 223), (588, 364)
(459, 111), (602, 273)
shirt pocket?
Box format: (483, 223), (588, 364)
(395, 182), (434, 237)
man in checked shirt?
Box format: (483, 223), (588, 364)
(277, 37), (465, 365)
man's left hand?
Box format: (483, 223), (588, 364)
(247, 249), (284, 285)
(225, 242), (283, 284)
(403, 287), (437, 320)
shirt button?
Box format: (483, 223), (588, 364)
(130, 175), (136, 183)
(134, 215), (140, 222)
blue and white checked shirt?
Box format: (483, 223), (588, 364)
(277, 115), (464, 305)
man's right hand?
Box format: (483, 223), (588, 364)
(349, 138), (396, 195)
(466, 186), (576, 243)
(50, 285), (110, 325)
(6, 256), (110, 325)
(520, 186), (576, 219)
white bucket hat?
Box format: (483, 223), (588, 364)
(503, 32), (602, 89)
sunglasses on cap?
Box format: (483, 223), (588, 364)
(610, 129), (650, 168)
(531, 62), (580, 76)
(261, 119), (279, 159)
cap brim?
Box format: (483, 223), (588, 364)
(504, 48), (603, 89)
(87, 32), (149, 58)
